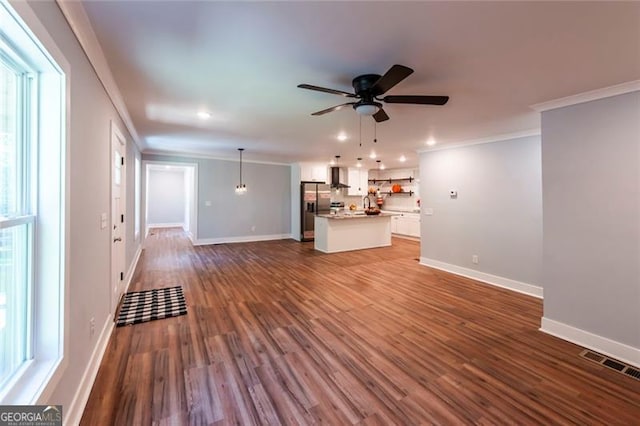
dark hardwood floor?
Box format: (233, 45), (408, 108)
(81, 228), (640, 425)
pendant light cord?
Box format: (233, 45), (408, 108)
(374, 121), (377, 143)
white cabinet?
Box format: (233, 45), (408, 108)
(300, 163), (328, 182)
(391, 213), (420, 237)
(391, 216), (399, 234)
(347, 168), (368, 196)
(407, 216), (420, 237)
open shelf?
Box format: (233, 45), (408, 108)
(385, 190), (414, 196)
(368, 177), (414, 184)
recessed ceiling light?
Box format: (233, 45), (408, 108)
(369, 151), (377, 159)
(197, 111), (211, 120)
(337, 132), (348, 141)
(426, 138), (436, 146)
(399, 155), (406, 162)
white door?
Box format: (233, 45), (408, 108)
(111, 123), (126, 314)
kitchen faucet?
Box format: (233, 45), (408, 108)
(363, 195), (372, 209)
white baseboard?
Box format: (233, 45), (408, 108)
(124, 243), (142, 293)
(540, 317), (640, 368)
(65, 244), (142, 424)
(392, 233), (420, 242)
(419, 257), (543, 299)
(193, 233), (292, 246)
(65, 315), (115, 425)
(147, 222), (185, 229)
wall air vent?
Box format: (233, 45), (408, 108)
(580, 350), (640, 381)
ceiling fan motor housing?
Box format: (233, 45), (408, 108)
(352, 74), (382, 98)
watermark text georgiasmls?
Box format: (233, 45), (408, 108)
(0, 405), (62, 426)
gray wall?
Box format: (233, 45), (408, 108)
(143, 154), (292, 240)
(542, 91), (640, 348)
(147, 169), (186, 225)
(25, 0), (141, 410)
(420, 136), (543, 287)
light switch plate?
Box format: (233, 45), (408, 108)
(205, 201), (212, 207)
(100, 213), (107, 229)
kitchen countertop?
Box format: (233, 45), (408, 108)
(317, 212), (395, 219)
(381, 209), (421, 214)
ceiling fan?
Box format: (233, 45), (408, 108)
(297, 64), (449, 123)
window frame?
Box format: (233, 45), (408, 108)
(0, 0), (69, 405)
(0, 30), (37, 392)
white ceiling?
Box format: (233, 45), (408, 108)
(79, 1), (640, 167)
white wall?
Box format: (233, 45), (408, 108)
(147, 168), (186, 226)
(23, 0), (141, 414)
(368, 167), (420, 212)
(419, 136), (543, 296)
(541, 91), (640, 361)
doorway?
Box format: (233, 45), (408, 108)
(143, 161), (198, 243)
(110, 122), (126, 314)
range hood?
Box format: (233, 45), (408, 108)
(330, 167), (350, 189)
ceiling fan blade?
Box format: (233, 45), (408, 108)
(373, 108), (389, 122)
(297, 84), (355, 97)
(311, 102), (357, 116)
(371, 64), (414, 96)
(382, 95), (449, 105)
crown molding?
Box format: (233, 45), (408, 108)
(142, 150), (291, 167)
(55, 0), (143, 150)
(531, 80), (640, 112)
(417, 128), (541, 154)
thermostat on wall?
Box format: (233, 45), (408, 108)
(449, 190), (458, 198)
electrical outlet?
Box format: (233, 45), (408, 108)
(251, 225), (256, 232)
(89, 317), (96, 338)
(472, 255), (479, 264)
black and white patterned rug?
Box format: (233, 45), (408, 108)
(116, 286), (187, 327)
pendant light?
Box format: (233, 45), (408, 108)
(235, 148), (247, 194)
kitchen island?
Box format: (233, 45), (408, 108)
(314, 213), (393, 253)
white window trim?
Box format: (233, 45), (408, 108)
(0, 0), (70, 405)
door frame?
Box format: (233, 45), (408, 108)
(110, 121), (126, 315)
(142, 160), (198, 244)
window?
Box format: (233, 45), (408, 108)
(0, 28), (36, 395)
(0, 1), (66, 404)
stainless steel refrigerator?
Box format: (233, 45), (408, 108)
(301, 182), (331, 241)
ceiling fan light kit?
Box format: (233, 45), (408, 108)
(354, 102), (380, 116)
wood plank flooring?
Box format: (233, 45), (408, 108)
(81, 228), (640, 425)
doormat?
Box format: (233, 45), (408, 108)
(116, 286), (187, 327)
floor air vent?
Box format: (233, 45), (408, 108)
(580, 350), (640, 381)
